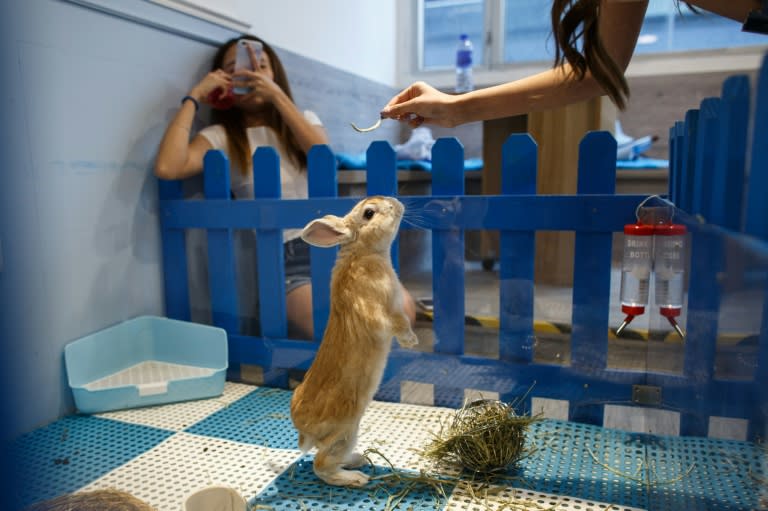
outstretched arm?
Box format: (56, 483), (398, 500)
(382, 0), (648, 128)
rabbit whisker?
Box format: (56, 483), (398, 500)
(401, 215), (431, 230)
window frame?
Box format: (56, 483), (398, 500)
(397, 0), (766, 90)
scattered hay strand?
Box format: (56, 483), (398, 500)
(420, 399), (540, 474)
(586, 446), (696, 490)
(22, 489), (156, 511)
(364, 448), (556, 511)
(364, 448), (450, 510)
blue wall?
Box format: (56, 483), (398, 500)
(0, 0), (239, 438)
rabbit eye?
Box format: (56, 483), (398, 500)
(363, 208), (375, 220)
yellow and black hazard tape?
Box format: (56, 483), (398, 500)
(415, 310), (756, 345)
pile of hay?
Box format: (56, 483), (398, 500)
(422, 399), (538, 474)
(23, 489), (156, 511)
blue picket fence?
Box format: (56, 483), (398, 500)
(159, 53), (768, 441)
(663, 53), (768, 441)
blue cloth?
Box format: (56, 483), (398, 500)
(335, 152), (483, 172)
(616, 157), (669, 169)
(335, 152), (367, 169)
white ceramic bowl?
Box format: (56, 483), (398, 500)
(182, 486), (246, 511)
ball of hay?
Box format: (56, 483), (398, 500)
(423, 399), (537, 474)
(23, 489), (156, 511)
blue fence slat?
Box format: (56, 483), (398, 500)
(431, 138), (466, 364)
(158, 179), (190, 321)
(571, 131), (616, 425)
(203, 150), (239, 335)
(681, 226), (722, 437)
(668, 126), (676, 200)
(366, 141), (398, 196)
(750, 283), (768, 440)
(711, 75), (750, 230)
(745, 53), (768, 240)
(679, 110), (700, 213)
(672, 121), (685, 206)
(253, 147), (287, 338)
(499, 134), (537, 363)
(691, 98), (720, 219)
(366, 142), (401, 274)
(252, 147), (288, 387)
(307, 145), (338, 342)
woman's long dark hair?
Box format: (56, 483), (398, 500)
(211, 35), (306, 175)
(551, 0), (630, 109)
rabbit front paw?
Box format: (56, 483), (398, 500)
(396, 330), (419, 348)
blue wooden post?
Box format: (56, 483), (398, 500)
(668, 126), (677, 201)
(307, 145), (338, 342)
(253, 147), (287, 336)
(203, 150), (239, 335)
(744, 55), (768, 438)
(691, 98), (720, 219)
(498, 134), (537, 363)
(366, 141), (398, 196)
(682, 230), (723, 435)
(158, 179), (190, 321)
(682, 93), (731, 421)
(679, 110), (700, 213)
(252, 147), (288, 387)
(671, 121), (685, 206)
(367, 142), (401, 274)
(570, 131), (616, 425)
(430, 138), (466, 365)
(744, 53), (768, 240)
(711, 75), (749, 230)
(750, 283), (768, 440)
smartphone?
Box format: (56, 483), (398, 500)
(233, 39), (263, 94)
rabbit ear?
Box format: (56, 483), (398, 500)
(301, 215), (353, 247)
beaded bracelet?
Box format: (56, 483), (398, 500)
(181, 95), (199, 112)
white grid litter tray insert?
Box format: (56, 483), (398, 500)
(84, 360), (218, 395)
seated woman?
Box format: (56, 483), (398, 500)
(155, 35), (416, 339)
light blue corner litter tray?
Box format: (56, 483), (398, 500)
(65, 316), (228, 414)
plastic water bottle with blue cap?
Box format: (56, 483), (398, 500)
(455, 34), (474, 93)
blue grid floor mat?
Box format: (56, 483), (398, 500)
(8, 382), (766, 511)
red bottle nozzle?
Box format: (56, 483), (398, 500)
(660, 307), (685, 340)
(616, 305), (646, 337)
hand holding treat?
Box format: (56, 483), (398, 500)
(207, 86), (234, 110)
(189, 69), (232, 109)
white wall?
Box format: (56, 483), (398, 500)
(232, 0), (398, 86)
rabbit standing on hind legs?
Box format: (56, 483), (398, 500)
(290, 196), (418, 487)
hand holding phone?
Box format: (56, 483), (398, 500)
(233, 39), (263, 94)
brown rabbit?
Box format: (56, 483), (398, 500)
(289, 196), (418, 487)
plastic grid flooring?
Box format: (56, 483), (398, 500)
(7, 382), (766, 511)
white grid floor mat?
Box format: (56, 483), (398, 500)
(9, 382), (765, 511)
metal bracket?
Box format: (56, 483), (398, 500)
(632, 385), (662, 406)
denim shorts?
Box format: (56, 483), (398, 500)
(284, 237), (311, 293)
